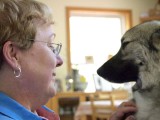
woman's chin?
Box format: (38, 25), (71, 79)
(49, 87), (56, 97)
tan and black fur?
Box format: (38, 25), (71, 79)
(97, 21), (160, 120)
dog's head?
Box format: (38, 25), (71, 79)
(97, 21), (160, 90)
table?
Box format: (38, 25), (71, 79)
(45, 90), (129, 120)
(74, 100), (126, 120)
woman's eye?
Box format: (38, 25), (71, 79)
(52, 48), (56, 53)
(48, 45), (56, 53)
(47, 44), (53, 49)
(122, 41), (129, 49)
(48, 45), (53, 48)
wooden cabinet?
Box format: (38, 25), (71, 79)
(46, 92), (88, 120)
(140, 16), (160, 23)
(140, 1), (160, 23)
(46, 92), (86, 113)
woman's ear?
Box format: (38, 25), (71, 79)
(3, 41), (20, 69)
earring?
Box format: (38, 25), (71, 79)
(14, 67), (21, 78)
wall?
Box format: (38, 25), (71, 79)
(37, 0), (157, 91)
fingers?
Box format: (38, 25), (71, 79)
(109, 101), (137, 120)
(125, 115), (136, 120)
(118, 101), (136, 108)
(116, 101), (137, 117)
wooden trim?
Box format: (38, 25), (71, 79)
(66, 7), (132, 73)
(66, 7), (71, 73)
(140, 16), (160, 23)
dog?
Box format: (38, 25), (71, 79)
(97, 20), (160, 120)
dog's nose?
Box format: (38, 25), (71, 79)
(97, 56), (139, 83)
(97, 66), (104, 78)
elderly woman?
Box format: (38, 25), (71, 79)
(0, 0), (63, 119)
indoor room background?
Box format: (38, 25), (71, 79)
(37, 0), (157, 92)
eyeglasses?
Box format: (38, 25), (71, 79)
(29, 40), (62, 55)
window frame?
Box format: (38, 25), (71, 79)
(66, 7), (132, 73)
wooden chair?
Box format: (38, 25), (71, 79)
(90, 92), (114, 120)
(90, 90), (129, 120)
(111, 90), (129, 101)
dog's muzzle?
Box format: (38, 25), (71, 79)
(97, 52), (139, 84)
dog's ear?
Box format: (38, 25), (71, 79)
(150, 30), (160, 51)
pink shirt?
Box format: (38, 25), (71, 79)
(36, 106), (60, 120)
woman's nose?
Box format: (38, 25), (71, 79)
(56, 55), (63, 67)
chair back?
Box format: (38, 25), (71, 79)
(111, 90), (129, 100)
(90, 92), (114, 120)
(90, 90), (129, 120)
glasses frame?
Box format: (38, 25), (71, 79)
(29, 40), (62, 55)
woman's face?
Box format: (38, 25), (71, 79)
(19, 23), (63, 102)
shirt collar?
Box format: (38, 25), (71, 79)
(0, 92), (43, 120)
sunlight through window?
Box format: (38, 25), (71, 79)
(70, 16), (124, 92)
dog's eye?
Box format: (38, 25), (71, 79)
(122, 42), (129, 49)
(139, 62), (144, 66)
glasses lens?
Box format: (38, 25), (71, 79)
(55, 43), (62, 55)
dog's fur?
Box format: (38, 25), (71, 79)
(97, 21), (160, 120)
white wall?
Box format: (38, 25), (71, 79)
(37, 0), (157, 91)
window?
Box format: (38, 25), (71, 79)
(66, 7), (132, 92)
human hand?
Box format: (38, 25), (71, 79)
(109, 101), (137, 120)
